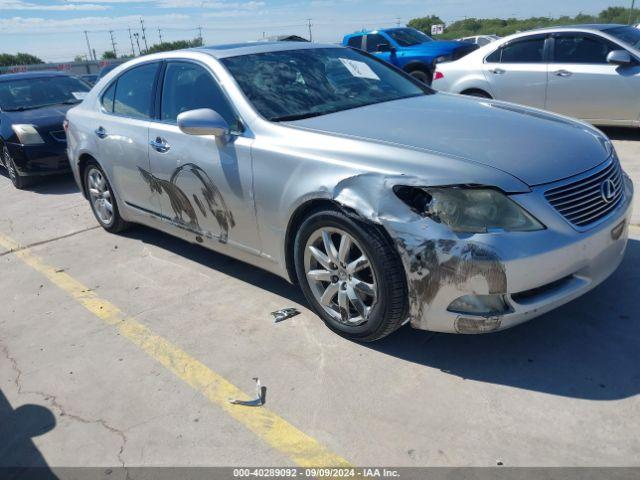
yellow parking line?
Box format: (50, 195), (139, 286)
(0, 232), (351, 468)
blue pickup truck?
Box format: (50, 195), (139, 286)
(342, 27), (478, 84)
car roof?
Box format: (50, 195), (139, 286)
(528, 23), (626, 33)
(195, 41), (341, 59)
(0, 71), (73, 82)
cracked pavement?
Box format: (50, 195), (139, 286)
(0, 129), (639, 468)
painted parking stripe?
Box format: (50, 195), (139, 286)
(0, 232), (351, 468)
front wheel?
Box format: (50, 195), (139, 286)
(409, 69), (431, 85)
(3, 145), (35, 189)
(84, 162), (129, 233)
(294, 209), (408, 342)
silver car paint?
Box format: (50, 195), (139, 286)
(66, 43), (633, 334)
(434, 26), (640, 127)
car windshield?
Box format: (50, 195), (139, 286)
(222, 47), (430, 122)
(0, 76), (90, 111)
(605, 26), (640, 49)
(385, 28), (433, 46)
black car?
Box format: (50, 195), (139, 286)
(0, 71), (91, 189)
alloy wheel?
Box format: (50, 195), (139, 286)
(87, 167), (114, 226)
(3, 146), (17, 182)
(304, 227), (378, 326)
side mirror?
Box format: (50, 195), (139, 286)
(377, 44), (396, 53)
(607, 50), (633, 66)
(177, 108), (229, 137)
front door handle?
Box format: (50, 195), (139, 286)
(149, 137), (171, 153)
(489, 68), (505, 75)
(554, 69), (573, 77)
(95, 127), (108, 139)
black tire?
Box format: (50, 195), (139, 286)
(2, 145), (36, 190)
(409, 69), (431, 85)
(463, 89), (492, 99)
(84, 161), (130, 233)
(294, 208), (408, 342)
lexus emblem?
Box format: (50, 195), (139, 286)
(600, 179), (616, 204)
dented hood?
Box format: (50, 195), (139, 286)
(287, 93), (611, 186)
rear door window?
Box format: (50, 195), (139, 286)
(347, 35), (364, 50)
(501, 37), (545, 63)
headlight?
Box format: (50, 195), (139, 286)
(12, 124), (45, 145)
(394, 186), (545, 233)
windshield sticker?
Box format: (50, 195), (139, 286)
(339, 58), (380, 80)
(72, 92), (88, 100)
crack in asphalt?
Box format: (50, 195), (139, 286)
(0, 226), (100, 258)
(1, 343), (129, 476)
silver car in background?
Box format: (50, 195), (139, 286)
(434, 24), (640, 127)
(66, 42), (633, 341)
(457, 35), (501, 47)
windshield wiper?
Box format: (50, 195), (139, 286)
(62, 99), (82, 105)
(270, 111), (325, 122)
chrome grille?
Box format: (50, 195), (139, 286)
(545, 159), (624, 228)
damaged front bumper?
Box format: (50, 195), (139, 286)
(333, 173), (634, 335)
(398, 176), (634, 334)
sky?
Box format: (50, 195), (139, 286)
(0, 0), (632, 62)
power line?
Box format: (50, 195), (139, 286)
(128, 28), (136, 56)
(140, 18), (149, 52)
(83, 30), (94, 61)
(109, 30), (118, 57)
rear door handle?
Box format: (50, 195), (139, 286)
(149, 137), (171, 153)
(95, 127), (108, 139)
(554, 69), (573, 77)
(489, 68), (505, 75)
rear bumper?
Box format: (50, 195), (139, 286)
(404, 175), (634, 334)
(6, 142), (70, 177)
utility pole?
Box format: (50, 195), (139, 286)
(396, 17), (401, 27)
(140, 18), (149, 52)
(630, 0), (637, 24)
(128, 28), (136, 56)
(197, 26), (203, 45)
(133, 33), (142, 56)
(109, 30), (118, 58)
(84, 31), (94, 61)
(307, 18), (313, 42)
(158, 28), (164, 44)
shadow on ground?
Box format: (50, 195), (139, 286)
(0, 169), (78, 196)
(601, 127), (640, 141)
(0, 390), (57, 478)
(124, 221), (640, 401)
(368, 239), (640, 401)
(122, 225), (308, 306)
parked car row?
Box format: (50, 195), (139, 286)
(0, 26), (635, 342)
(433, 24), (640, 127)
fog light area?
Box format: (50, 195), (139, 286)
(448, 294), (510, 316)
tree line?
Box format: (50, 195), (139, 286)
(408, 6), (639, 39)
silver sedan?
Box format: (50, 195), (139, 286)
(66, 41), (633, 341)
(434, 24), (640, 127)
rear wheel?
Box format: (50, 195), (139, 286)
(84, 162), (129, 233)
(3, 145), (35, 190)
(294, 209), (408, 342)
